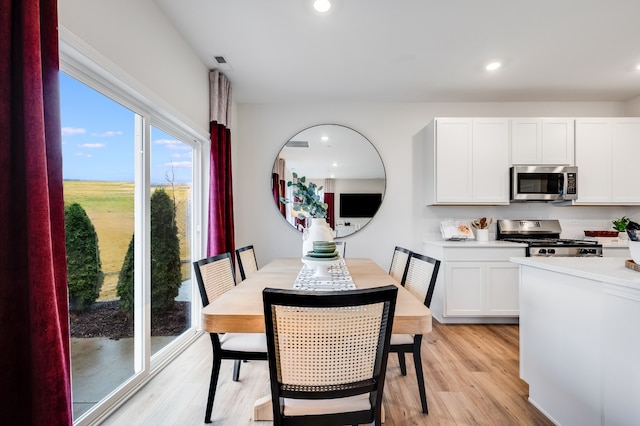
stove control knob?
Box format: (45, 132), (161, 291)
(539, 249), (547, 255)
(548, 249), (556, 255)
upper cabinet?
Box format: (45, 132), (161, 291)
(423, 118), (510, 205)
(511, 118), (575, 165)
(574, 118), (640, 205)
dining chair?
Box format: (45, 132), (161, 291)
(262, 285), (398, 426)
(235, 244), (258, 281)
(193, 252), (268, 423)
(389, 252), (440, 414)
(334, 240), (346, 258)
(389, 246), (412, 283)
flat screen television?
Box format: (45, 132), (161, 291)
(339, 193), (382, 218)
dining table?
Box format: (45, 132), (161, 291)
(201, 257), (433, 421)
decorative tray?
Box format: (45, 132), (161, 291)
(303, 253), (340, 261)
(625, 259), (640, 272)
(584, 230), (619, 237)
(305, 251), (339, 259)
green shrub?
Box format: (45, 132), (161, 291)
(116, 236), (135, 312)
(65, 203), (103, 311)
(117, 188), (182, 314)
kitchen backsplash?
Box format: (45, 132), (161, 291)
(419, 206), (640, 242)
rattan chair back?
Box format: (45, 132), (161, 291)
(193, 252), (236, 307)
(263, 286), (398, 426)
(236, 245), (258, 281)
(403, 252), (441, 308)
(389, 246), (412, 283)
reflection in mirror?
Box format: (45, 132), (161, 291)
(272, 124), (385, 237)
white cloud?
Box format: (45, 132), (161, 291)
(164, 161), (192, 169)
(155, 139), (190, 150)
(91, 130), (123, 137)
(80, 143), (106, 148)
(62, 127), (86, 136)
(171, 152), (193, 158)
(75, 152), (93, 158)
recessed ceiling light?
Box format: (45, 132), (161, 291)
(636, 64), (640, 71)
(486, 62), (502, 71)
(321, 136), (329, 141)
(314, 0), (331, 12)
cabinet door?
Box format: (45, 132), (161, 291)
(435, 118), (473, 203)
(611, 119), (640, 203)
(472, 119), (510, 203)
(575, 119), (612, 203)
(445, 263), (483, 316)
(484, 263), (520, 315)
(511, 119), (541, 164)
(541, 118), (574, 165)
(512, 118), (574, 165)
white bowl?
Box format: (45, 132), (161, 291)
(629, 241), (640, 264)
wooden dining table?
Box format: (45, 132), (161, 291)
(201, 257), (433, 420)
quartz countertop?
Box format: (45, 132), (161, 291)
(510, 256), (640, 289)
(424, 239), (527, 248)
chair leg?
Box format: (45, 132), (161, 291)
(233, 359), (242, 381)
(412, 335), (428, 414)
(205, 354), (222, 423)
(397, 351), (407, 376)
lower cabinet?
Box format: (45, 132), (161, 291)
(445, 262), (520, 316)
(423, 242), (525, 323)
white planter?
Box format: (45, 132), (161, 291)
(302, 218), (334, 256)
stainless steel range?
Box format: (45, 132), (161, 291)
(497, 219), (603, 257)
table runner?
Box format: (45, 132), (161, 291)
(292, 262), (356, 291)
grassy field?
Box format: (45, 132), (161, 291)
(63, 180), (192, 301)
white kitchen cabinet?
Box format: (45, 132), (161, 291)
(574, 118), (640, 205)
(423, 118), (510, 205)
(423, 242), (525, 323)
(445, 261), (520, 316)
(511, 118), (574, 165)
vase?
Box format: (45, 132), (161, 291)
(302, 217), (334, 256)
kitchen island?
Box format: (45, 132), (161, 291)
(511, 256), (640, 426)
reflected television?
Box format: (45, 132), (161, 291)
(339, 193), (382, 218)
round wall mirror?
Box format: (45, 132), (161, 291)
(271, 124), (386, 238)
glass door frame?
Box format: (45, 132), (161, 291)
(60, 33), (207, 426)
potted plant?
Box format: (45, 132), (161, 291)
(280, 173), (333, 255)
(612, 216), (630, 232)
(280, 172), (328, 219)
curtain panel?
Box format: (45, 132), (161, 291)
(207, 70), (235, 257)
(0, 0), (73, 424)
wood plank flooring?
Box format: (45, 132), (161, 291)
(101, 321), (553, 425)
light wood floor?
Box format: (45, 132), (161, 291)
(101, 321), (553, 425)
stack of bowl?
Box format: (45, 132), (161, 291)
(306, 241), (338, 259)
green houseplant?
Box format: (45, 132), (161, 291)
(612, 216), (630, 232)
(280, 172), (328, 219)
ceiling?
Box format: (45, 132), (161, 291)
(155, 0), (640, 104)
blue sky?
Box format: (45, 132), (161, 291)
(59, 73), (193, 184)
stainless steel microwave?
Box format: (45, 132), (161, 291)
(510, 166), (577, 202)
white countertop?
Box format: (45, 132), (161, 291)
(510, 256), (640, 289)
(424, 240), (527, 248)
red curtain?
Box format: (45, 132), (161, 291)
(325, 192), (335, 229)
(207, 121), (235, 257)
(0, 0), (73, 424)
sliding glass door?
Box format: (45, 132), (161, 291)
(60, 71), (200, 423)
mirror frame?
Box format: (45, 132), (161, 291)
(271, 124), (386, 238)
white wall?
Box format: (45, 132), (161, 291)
(58, 0), (210, 136)
(235, 102), (640, 270)
(626, 95), (640, 116)
(56, 3), (640, 270)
